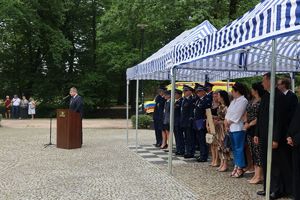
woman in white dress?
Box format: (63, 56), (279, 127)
(28, 98), (36, 119)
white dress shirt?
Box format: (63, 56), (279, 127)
(12, 98), (21, 106)
(225, 95), (248, 132)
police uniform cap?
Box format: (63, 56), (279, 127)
(195, 85), (206, 92)
(175, 89), (182, 95)
(204, 81), (214, 88)
(183, 85), (194, 91)
(164, 90), (171, 95)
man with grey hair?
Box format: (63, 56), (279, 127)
(69, 87), (83, 144)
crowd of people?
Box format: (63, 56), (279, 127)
(152, 73), (300, 200)
(3, 95), (36, 119)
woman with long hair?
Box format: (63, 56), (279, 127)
(244, 82), (265, 184)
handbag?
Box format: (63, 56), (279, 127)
(206, 133), (214, 144)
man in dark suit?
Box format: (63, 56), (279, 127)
(153, 87), (166, 147)
(69, 87), (83, 144)
(287, 90), (300, 200)
(174, 89), (184, 155)
(277, 77), (298, 198)
(180, 85), (195, 158)
(204, 81), (214, 103)
(255, 73), (291, 199)
(194, 85), (212, 162)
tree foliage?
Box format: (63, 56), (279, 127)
(0, 0), (260, 110)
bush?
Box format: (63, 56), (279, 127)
(131, 114), (153, 129)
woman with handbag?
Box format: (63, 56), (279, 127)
(214, 90), (230, 172)
(225, 82), (248, 178)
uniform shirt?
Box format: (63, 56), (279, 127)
(194, 95), (212, 120)
(153, 95), (165, 121)
(12, 98), (21, 106)
(225, 95), (248, 132)
(174, 98), (182, 126)
(180, 96), (194, 128)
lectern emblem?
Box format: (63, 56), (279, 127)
(59, 111), (66, 118)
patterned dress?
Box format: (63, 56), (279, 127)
(214, 104), (230, 160)
(246, 100), (261, 166)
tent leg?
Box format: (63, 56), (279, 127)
(135, 79), (139, 152)
(266, 39), (277, 200)
(126, 80), (130, 146)
(168, 67), (176, 175)
(291, 72), (295, 93)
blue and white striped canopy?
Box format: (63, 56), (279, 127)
(175, 0), (300, 73)
(126, 20), (217, 80)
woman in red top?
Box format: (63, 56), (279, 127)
(4, 95), (11, 119)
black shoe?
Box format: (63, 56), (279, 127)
(155, 143), (161, 147)
(175, 152), (184, 156)
(196, 157), (207, 162)
(257, 191), (266, 196)
(184, 154), (194, 158)
(270, 192), (283, 200)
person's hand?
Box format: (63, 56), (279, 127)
(243, 122), (250, 130)
(254, 136), (259, 144)
(272, 141), (279, 149)
(287, 137), (294, 147)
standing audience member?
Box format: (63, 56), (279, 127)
(4, 95), (11, 119)
(161, 90), (171, 149)
(225, 82), (248, 178)
(174, 89), (185, 155)
(20, 96), (29, 119)
(287, 87), (300, 200)
(181, 85), (195, 159)
(28, 98), (36, 119)
(255, 73), (291, 199)
(214, 90), (230, 172)
(209, 91), (220, 167)
(277, 77), (298, 195)
(194, 85), (212, 162)
(244, 82), (265, 184)
(153, 87), (166, 147)
(11, 95), (21, 119)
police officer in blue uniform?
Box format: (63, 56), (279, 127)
(180, 85), (195, 158)
(204, 81), (214, 103)
(153, 86), (166, 147)
(174, 89), (184, 155)
(193, 85), (212, 162)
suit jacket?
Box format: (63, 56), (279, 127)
(174, 98), (183, 127)
(180, 96), (194, 128)
(194, 95), (212, 120)
(255, 88), (287, 144)
(288, 103), (300, 146)
(284, 90), (298, 133)
(153, 95), (165, 121)
(69, 95), (83, 118)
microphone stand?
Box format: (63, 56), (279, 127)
(44, 95), (69, 148)
(44, 117), (54, 148)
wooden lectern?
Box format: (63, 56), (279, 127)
(56, 109), (82, 149)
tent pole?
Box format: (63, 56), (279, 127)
(135, 79), (139, 152)
(126, 80), (130, 146)
(291, 72), (295, 92)
(168, 66), (176, 175)
(266, 39), (277, 200)
(227, 72), (231, 92)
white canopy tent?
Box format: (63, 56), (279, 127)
(167, 0), (300, 198)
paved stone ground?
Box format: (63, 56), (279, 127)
(0, 120), (292, 199)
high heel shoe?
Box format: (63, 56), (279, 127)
(232, 169), (244, 178)
(160, 144), (168, 149)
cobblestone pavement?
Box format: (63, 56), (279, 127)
(0, 127), (196, 200)
(0, 124), (291, 199)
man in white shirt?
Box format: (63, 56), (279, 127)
(11, 95), (21, 119)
